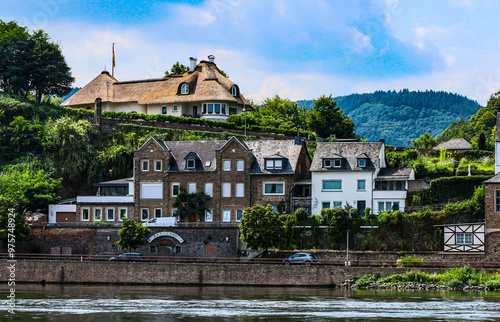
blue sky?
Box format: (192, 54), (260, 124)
(2, 0), (500, 105)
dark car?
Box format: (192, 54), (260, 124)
(109, 253), (143, 262)
(282, 253), (318, 266)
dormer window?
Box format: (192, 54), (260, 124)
(323, 158), (342, 168)
(265, 159), (283, 170)
(180, 83), (189, 95)
(186, 159), (196, 169)
(358, 159), (366, 167)
(231, 85), (238, 96)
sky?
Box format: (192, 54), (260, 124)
(2, 0), (500, 105)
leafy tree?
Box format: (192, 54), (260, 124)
(0, 196), (31, 244)
(164, 62), (189, 77)
(307, 95), (355, 139)
(7, 116), (45, 155)
(172, 186), (210, 222)
(411, 132), (437, 149)
(239, 204), (284, 252)
(116, 219), (151, 252)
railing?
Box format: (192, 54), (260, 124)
(1, 253), (500, 268)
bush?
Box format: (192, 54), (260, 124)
(396, 256), (423, 267)
(355, 274), (377, 287)
(446, 278), (462, 288)
(484, 279), (500, 290)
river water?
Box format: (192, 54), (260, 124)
(2, 284), (500, 321)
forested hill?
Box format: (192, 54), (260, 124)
(297, 90), (482, 146)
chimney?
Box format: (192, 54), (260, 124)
(208, 54), (215, 63)
(189, 57), (197, 72)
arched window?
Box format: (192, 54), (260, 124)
(231, 85), (238, 97)
(181, 83), (189, 95)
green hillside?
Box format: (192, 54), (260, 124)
(297, 89), (482, 146)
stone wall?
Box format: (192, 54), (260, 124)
(2, 260), (488, 286)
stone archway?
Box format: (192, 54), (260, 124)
(158, 239), (174, 258)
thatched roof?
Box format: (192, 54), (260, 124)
(432, 138), (471, 150)
(62, 60), (251, 108)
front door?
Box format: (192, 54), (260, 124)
(193, 105), (198, 116)
(159, 240), (173, 258)
(357, 201), (366, 216)
(187, 213), (197, 223)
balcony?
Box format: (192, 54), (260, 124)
(76, 196), (134, 204)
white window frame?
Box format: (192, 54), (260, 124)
(237, 160), (244, 171)
(154, 208), (162, 218)
(323, 159), (331, 168)
(223, 183), (231, 197)
(106, 208), (114, 221)
(172, 208), (178, 217)
(173, 105), (178, 112)
(186, 159), (196, 169)
(223, 160), (231, 171)
(205, 183), (213, 197)
(119, 208), (127, 221)
(322, 201), (331, 209)
(142, 160), (149, 172)
(94, 208), (102, 221)
(188, 183), (196, 194)
(333, 159), (342, 168)
(358, 159), (366, 167)
(223, 209), (231, 222)
(81, 207), (90, 221)
(236, 183), (244, 197)
(236, 209), (244, 222)
(181, 83), (189, 94)
(141, 183), (163, 199)
(457, 233), (473, 245)
(155, 160), (162, 172)
(205, 209), (213, 222)
(172, 183), (180, 197)
(141, 208), (149, 221)
(231, 85), (237, 96)
(333, 201), (342, 208)
(357, 179), (366, 191)
(322, 180), (342, 191)
(265, 159), (283, 170)
(161, 106), (167, 114)
(263, 181), (285, 195)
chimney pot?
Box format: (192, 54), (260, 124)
(208, 55), (215, 63)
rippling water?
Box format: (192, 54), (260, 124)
(1, 284), (500, 321)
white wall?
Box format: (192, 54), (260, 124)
(107, 102), (147, 114)
(48, 204), (76, 223)
(311, 171), (374, 215)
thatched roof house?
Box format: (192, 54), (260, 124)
(432, 138), (472, 151)
(62, 56), (252, 121)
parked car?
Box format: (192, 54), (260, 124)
(109, 253), (144, 262)
(45, 223), (61, 227)
(282, 253), (318, 266)
(143, 217), (178, 227)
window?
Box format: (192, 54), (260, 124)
(264, 182), (284, 195)
(186, 159), (195, 169)
(323, 180), (341, 190)
(188, 183), (196, 194)
(357, 180), (366, 190)
(94, 208), (102, 221)
(457, 233), (473, 245)
(223, 209), (231, 222)
(358, 159), (366, 167)
(205, 209), (213, 222)
(205, 183), (213, 197)
(155, 160), (162, 171)
(378, 201), (400, 212)
(173, 105), (178, 112)
(496, 191), (500, 212)
(236, 209), (243, 221)
(154, 208), (162, 218)
(265, 159), (283, 170)
(119, 208), (127, 221)
(172, 208), (178, 216)
(106, 208), (114, 221)
(81, 208), (90, 221)
(322, 202), (330, 209)
(161, 106), (167, 114)
(141, 208), (149, 221)
(215, 103), (221, 113)
(142, 160), (149, 171)
(181, 83), (189, 94)
(207, 103), (213, 113)
(223, 183), (231, 197)
(237, 160), (244, 171)
(376, 181), (405, 191)
(334, 159), (342, 168)
(323, 159), (331, 168)
(223, 160), (231, 171)
(333, 201), (342, 208)
(172, 183), (179, 197)
(236, 183), (244, 197)
(231, 85), (238, 96)
(141, 183), (163, 199)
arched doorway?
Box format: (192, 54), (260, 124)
(159, 239), (174, 257)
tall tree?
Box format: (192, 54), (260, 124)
(164, 62), (189, 77)
(239, 204), (284, 253)
(411, 133), (437, 149)
(172, 186), (210, 222)
(307, 95), (356, 139)
(116, 219), (151, 252)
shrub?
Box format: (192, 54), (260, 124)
(484, 279), (500, 290)
(466, 278), (479, 286)
(446, 278), (462, 288)
(355, 274), (377, 287)
(396, 256), (423, 267)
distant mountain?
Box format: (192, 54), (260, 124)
(297, 89), (482, 146)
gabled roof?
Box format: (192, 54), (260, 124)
(164, 140), (227, 171)
(245, 140), (304, 175)
(310, 142), (383, 171)
(483, 172), (500, 183)
(432, 138), (472, 150)
(134, 137), (169, 152)
(62, 61), (251, 108)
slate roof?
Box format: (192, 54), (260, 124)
(244, 140), (304, 175)
(94, 177), (133, 186)
(432, 138), (472, 150)
(483, 172), (500, 183)
(164, 140), (227, 171)
(310, 142), (383, 171)
(377, 168), (413, 178)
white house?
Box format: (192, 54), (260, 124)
(310, 141), (415, 215)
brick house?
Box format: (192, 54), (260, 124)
(133, 136), (311, 223)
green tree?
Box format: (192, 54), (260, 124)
(116, 219), (151, 252)
(0, 196), (31, 244)
(307, 95), (355, 139)
(411, 132), (437, 149)
(172, 186), (210, 222)
(164, 62), (189, 77)
(239, 204), (284, 252)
